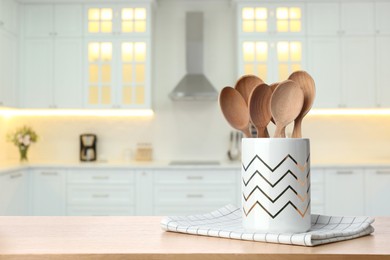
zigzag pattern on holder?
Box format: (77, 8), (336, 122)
(242, 153), (310, 172)
(243, 184), (310, 203)
(242, 169), (310, 187)
(243, 199), (311, 218)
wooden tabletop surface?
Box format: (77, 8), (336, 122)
(0, 216), (389, 260)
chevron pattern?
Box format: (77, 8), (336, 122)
(242, 153), (310, 219)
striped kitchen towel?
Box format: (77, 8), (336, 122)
(160, 204), (375, 246)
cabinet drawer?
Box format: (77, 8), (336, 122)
(68, 170), (135, 184)
(155, 205), (223, 216)
(154, 170), (236, 185)
(67, 206), (135, 216)
(154, 186), (237, 206)
(67, 185), (135, 206)
(311, 168), (324, 184)
(311, 183), (324, 205)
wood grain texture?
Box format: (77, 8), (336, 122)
(219, 86), (251, 137)
(248, 83), (272, 138)
(0, 216), (389, 259)
(271, 80), (304, 138)
(288, 71), (316, 138)
(234, 75), (264, 105)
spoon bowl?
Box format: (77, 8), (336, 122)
(271, 80), (304, 138)
(219, 86), (252, 137)
(248, 83), (272, 138)
(234, 75), (264, 105)
(288, 71), (316, 138)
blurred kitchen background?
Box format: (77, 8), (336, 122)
(1, 0), (390, 216)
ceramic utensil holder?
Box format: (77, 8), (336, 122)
(241, 138), (311, 233)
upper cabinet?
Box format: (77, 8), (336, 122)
(238, 4), (304, 36)
(22, 4), (83, 108)
(307, 3), (340, 36)
(84, 4), (152, 109)
(340, 2), (374, 36)
(375, 2), (390, 35)
(0, 0), (19, 35)
(237, 2), (304, 83)
(85, 5), (150, 36)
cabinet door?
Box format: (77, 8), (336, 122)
(22, 39), (53, 108)
(0, 30), (18, 107)
(307, 3), (340, 36)
(341, 2), (374, 35)
(32, 169), (66, 215)
(375, 2), (390, 35)
(365, 169), (390, 216)
(377, 37), (390, 107)
(1, 171), (29, 215)
(54, 5), (82, 37)
(342, 37), (375, 107)
(325, 169), (364, 216)
(1, 0), (19, 35)
(308, 37), (341, 108)
(24, 5), (53, 38)
(54, 39), (83, 108)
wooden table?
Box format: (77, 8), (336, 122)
(0, 216), (389, 259)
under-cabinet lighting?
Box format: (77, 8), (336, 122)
(0, 109), (154, 117)
(309, 109), (390, 116)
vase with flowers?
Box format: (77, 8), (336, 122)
(7, 126), (38, 162)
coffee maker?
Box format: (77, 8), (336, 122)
(80, 134), (97, 161)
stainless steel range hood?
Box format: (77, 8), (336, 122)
(169, 12), (218, 101)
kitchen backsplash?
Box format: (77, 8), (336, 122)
(2, 112), (390, 163)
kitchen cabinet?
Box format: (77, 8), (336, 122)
(376, 37), (390, 107)
(375, 2), (390, 35)
(22, 4), (83, 108)
(236, 1), (304, 83)
(310, 168), (325, 215)
(0, 170), (28, 215)
(365, 168), (390, 216)
(31, 169), (66, 216)
(153, 169), (238, 215)
(307, 3), (339, 36)
(85, 5), (151, 36)
(67, 169), (136, 216)
(84, 3), (153, 109)
(0, 0), (19, 35)
(307, 37), (341, 108)
(0, 29), (18, 107)
(340, 2), (375, 36)
(325, 168), (364, 216)
(135, 170), (153, 215)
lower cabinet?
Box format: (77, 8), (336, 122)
(0, 170), (29, 215)
(310, 168), (325, 215)
(365, 168), (390, 216)
(153, 169), (239, 215)
(31, 169), (66, 215)
(66, 169), (135, 216)
(325, 168), (365, 216)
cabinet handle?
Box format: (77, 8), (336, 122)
(10, 173), (22, 179)
(41, 171), (58, 176)
(376, 170), (390, 175)
(186, 194), (203, 198)
(187, 176), (203, 180)
(92, 176), (109, 180)
(92, 194), (110, 198)
(336, 170), (353, 174)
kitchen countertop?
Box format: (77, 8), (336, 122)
(0, 216), (388, 259)
(2, 159), (390, 174)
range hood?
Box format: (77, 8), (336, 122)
(169, 12), (218, 101)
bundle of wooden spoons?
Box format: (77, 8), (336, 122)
(219, 71), (316, 138)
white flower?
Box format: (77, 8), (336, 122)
(17, 134), (23, 144)
(23, 135), (31, 146)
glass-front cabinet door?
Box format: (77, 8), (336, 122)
(85, 2), (152, 109)
(237, 2), (305, 83)
(86, 5), (150, 36)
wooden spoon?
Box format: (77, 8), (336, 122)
(219, 86), (252, 138)
(234, 75), (264, 105)
(288, 71), (316, 138)
(248, 83), (272, 138)
(271, 80), (304, 138)
(269, 82), (279, 125)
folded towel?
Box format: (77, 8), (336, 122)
(161, 204), (375, 246)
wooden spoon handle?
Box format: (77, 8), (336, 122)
(292, 118), (302, 138)
(274, 125), (284, 138)
(242, 126), (252, 138)
(256, 127), (269, 138)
